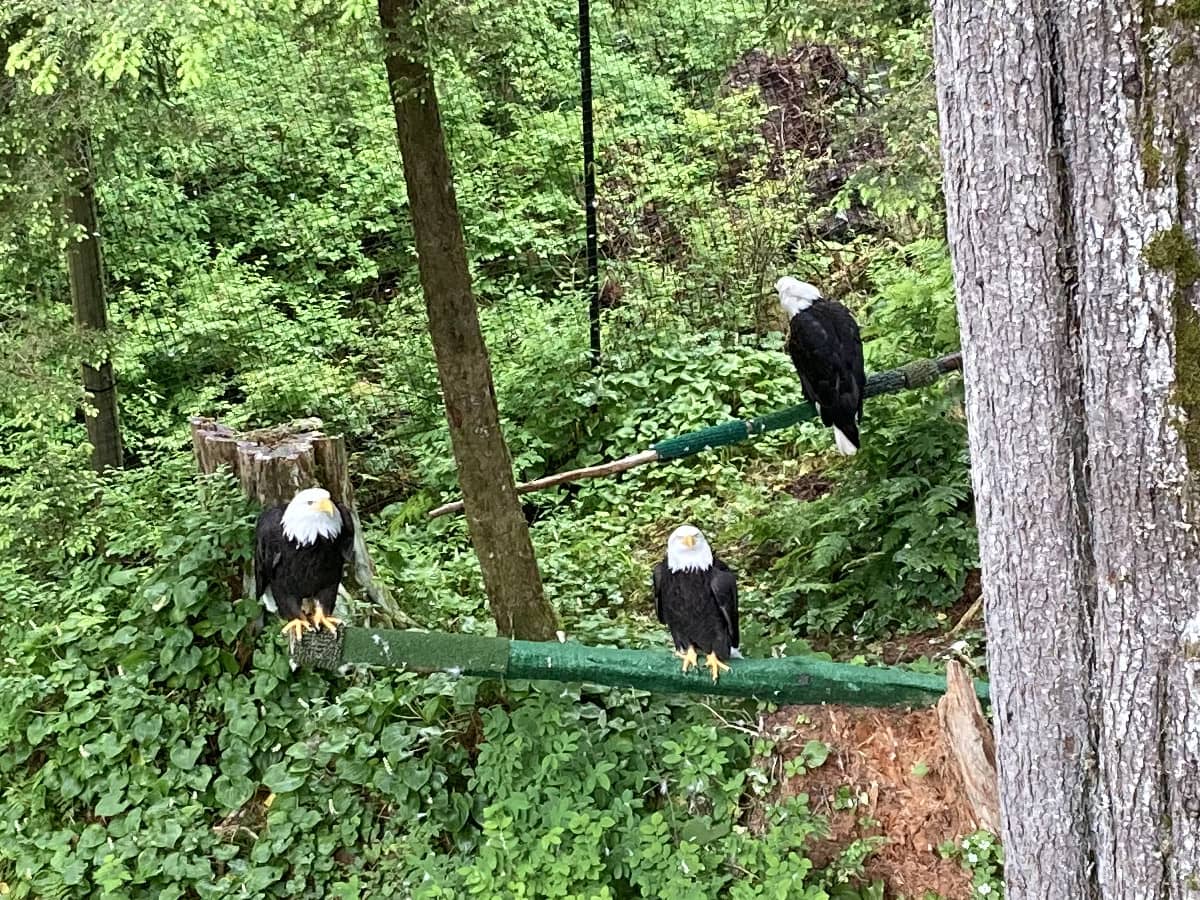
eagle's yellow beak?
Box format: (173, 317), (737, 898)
(679, 534), (696, 548)
(316, 498), (335, 515)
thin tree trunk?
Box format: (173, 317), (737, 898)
(64, 132), (123, 472)
(932, 1), (1200, 896)
(376, 0), (558, 641)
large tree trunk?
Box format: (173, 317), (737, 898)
(65, 132), (123, 472)
(376, 0), (559, 641)
(932, 1), (1200, 896)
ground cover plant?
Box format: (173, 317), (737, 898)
(0, 0), (990, 895)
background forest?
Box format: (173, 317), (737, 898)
(0, 0), (990, 896)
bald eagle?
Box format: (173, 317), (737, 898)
(653, 525), (740, 683)
(776, 276), (866, 456)
(254, 487), (354, 642)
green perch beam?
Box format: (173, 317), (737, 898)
(293, 625), (989, 708)
(427, 351), (963, 517)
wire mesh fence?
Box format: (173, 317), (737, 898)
(0, 0), (915, 500)
(87, 0), (852, 387)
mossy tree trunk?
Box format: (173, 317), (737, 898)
(933, 1), (1200, 896)
(376, 0), (559, 641)
(64, 131), (124, 473)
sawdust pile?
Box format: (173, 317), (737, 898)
(761, 705), (984, 898)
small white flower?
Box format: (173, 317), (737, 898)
(978, 884), (992, 896)
(967, 853), (979, 863)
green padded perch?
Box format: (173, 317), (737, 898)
(428, 351), (962, 518)
(652, 353), (960, 460)
(293, 625), (989, 708)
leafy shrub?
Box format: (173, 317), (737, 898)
(0, 473), (904, 899)
(741, 241), (976, 636)
(747, 390), (974, 635)
(941, 830), (1005, 898)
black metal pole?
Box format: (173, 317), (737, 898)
(579, 0), (601, 367)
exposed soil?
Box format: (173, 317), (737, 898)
(598, 42), (887, 266)
(805, 569), (985, 666)
(723, 43), (849, 178)
(760, 705), (982, 898)
(721, 43), (884, 203)
(782, 469), (835, 502)
(595, 162), (689, 264)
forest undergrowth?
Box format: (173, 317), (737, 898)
(0, 0), (997, 895)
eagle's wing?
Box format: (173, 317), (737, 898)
(786, 312), (840, 418)
(710, 558), (739, 650)
(652, 560), (667, 624)
(826, 302), (865, 416)
(335, 502), (356, 563)
(254, 506), (285, 599)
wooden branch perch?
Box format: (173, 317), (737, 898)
(427, 449), (658, 518)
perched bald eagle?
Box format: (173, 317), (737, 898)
(653, 525), (740, 683)
(776, 276), (866, 456)
(254, 487), (354, 642)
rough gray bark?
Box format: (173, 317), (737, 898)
(64, 132), (123, 472)
(377, 0), (559, 641)
(932, 1), (1200, 896)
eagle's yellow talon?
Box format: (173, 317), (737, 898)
(280, 618), (310, 642)
(705, 652), (731, 683)
(680, 646), (699, 673)
(310, 608), (342, 634)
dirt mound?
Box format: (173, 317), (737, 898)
(597, 43), (884, 265)
(783, 470), (835, 502)
(595, 161), (689, 264)
(760, 705), (982, 898)
(724, 43), (850, 171)
(722, 43), (885, 239)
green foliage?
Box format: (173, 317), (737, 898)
(750, 393), (974, 635)
(782, 740), (830, 779)
(1, 0), (990, 894)
(941, 830), (1005, 898)
(0, 474), (894, 898)
(444, 695), (831, 899)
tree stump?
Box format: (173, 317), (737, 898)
(189, 415), (409, 628)
(937, 660), (999, 834)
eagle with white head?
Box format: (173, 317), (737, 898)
(652, 525), (740, 683)
(254, 487), (354, 643)
(776, 276), (866, 455)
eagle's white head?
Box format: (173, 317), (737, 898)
(666, 524), (714, 573)
(776, 276), (823, 318)
(281, 487), (342, 546)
